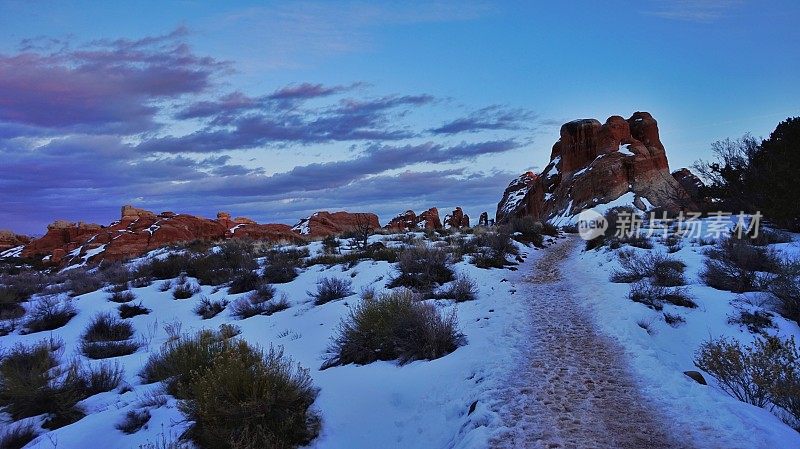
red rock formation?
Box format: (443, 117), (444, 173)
(19, 205), (304, 265)
(385, 208), (442, 230)
(0, 230), (31, 253)
(497, 112), (695, 223)
(444, 207), (470, 229)
(292, 211), (380, 238)
(478, 212), (489, 227)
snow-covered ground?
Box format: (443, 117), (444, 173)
(572, 225), (800, 448)
(0, 232), (541, 449)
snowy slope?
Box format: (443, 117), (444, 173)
(1, 233), (540, 449)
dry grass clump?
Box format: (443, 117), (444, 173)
(388, 245), (454, 291)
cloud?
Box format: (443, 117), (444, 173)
(143, 94), (436, 152)
(430, 105), (537, 135)
(0, 27), (227, 134)
(643, 0), (744, 22)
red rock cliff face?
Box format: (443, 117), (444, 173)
(20, 206), (303, 265)
(0, 230), (31, 253)
(497, 112), (700, 223)
(292, 211), (380, 238)
(385, 208), (443, 231)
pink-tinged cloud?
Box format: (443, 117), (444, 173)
(0, 28), (227, 134)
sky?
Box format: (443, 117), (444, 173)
(0, 0), (798, 234)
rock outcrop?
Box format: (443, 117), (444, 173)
(497, 112), (701, 223)
(478, 212), (490, 227)
(292, 211), (380, 238)
(385, 208), (442, 231)
(20, 205), (303, 265)
(444, 207), (470, 229)
(0, 230), (31, 252)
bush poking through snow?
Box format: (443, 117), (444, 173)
(309, 277), (354, 305)
(389, 245), (454, 291)
(436, 275), (479, 302)
(172, 278), (200, 300)
(119, 302), (151, 319)
(728, 310), (775, 334)
(627, 282), (696, 311)
(0, 422), (37, 449)
(108, 290), (136, 303)
(610, 250), (686, 286)
(64, 268), (105, 297)
(262, 248), (307, 284)
(179, 344), (321, 449)
(23, 296), (77, 334)
(663, 312), (685, 327)
(229, 285), (289, 319)
(471, 230), (519, 268)
(193, 296), (229, 319)
(116, 409), (151, 434)
(701, 237), (780, 292)
(694, 336), (799, 419)
(768, 259), (800, 324)
(80, 313), (139, 359)
(227, 270), (262, 294)
(322, 289), (464, 368)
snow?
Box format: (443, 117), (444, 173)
(618, 144), (635, 156)
(3, 233), (539, 449)
(0, 245), (23, 258)
(572, 228), (800, 448)
(292, 219), (311, 235)
(228, 223), (245, 234)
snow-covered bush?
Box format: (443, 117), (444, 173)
(610, 250), (686, 286)
(179, 344), (320, 449)
(436, 274), (478, 302)
(0, 422), (37, 449)
(227, 270), (262, 294)
(116, 409), (151, 434)
(119, 301), (151, 319)
(309, 277), (354, 305)
(769, 259), (800, 324)
(22, 296), (76, 334)
(322, 289), (464, 368)
(172, 278), (200, 300)
(80, 313), (139, 359)
(471, 230), (519, 268)
(108, 289), (136, 303)
(701, 237), (780, 292)
(389, 245), (454, 290)
(193, 296), (229, 319)
(695, 335), (799, 427)
(627, 282), (696, 311)
(137, 253), (192, 281)
(230, 286), (289, 319)
(262, 248), (307, 284)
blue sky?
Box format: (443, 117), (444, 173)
(1, 0), (798, 234)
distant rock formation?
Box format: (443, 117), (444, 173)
(478, 212), (489, 227)
(497, 112), (702, 223)
(444, 207), (470, 229)
(385, 208), (442, 230)
(0, 230), (31, 252)
(292, 211), (380, 238)
(20, 205), (302, 265)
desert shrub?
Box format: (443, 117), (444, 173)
(172, 279), (200, 300)
(23, 296), (77, 333)
(0, 271), (48, 301)
(504, 216), (545, 246)
(322, 235), (339, 254)
(435, 274), (478, 302)
(701, 237), (780, 292)
(116, 409), (151, 434)
(323, 289), (464, 368)
(747, 228), (792, 246)
(119, 302), (151, 319)
(472, 230), (519, 268)
(140, 330), (228, 396)
(388, 245), (454, 291)
(728, 310), (774, 333)
(627, 282), (696, 310)
(0, 340), (117, 428)
(694, 336), (798, 410)
(309, 277), (354, 305)
(158, 280), (172, 292)
(179, 343), (320, 449)
(137, 254), (192, 280)
(0, 288), (25, 320)
(81, 313), (139, 359)
(610, 250), (686, 286)
(231, 289), (289, 319)
(0, 423), (37, 449)
(0, 340), (58, 419)
(585, 235), (605, 251)
(663, 312), (685, 327)
(541, 222), (559, 237)
(218, 323), (241, 339)
(768, 259), (800, 324)
(130, 276), (153, 288)
(64, 268), (105, 297)
(227, 270), (262, 294)
(305, 251), (362, 268)
(365, 244), (400, 263)
(186, 241), (259, 286)
(108, 290), (136, 303)
(193, 296), (229, 319)
(262, 248), (307, 284)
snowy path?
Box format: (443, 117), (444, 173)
(489, 237), (688, 449)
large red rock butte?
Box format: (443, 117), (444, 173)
(19, 205), (303, 266)
(497, 112), (702, 223)
(0, 230), (31, 253)
(444, 207), (470, 229)
(291, 211), (381, 239)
